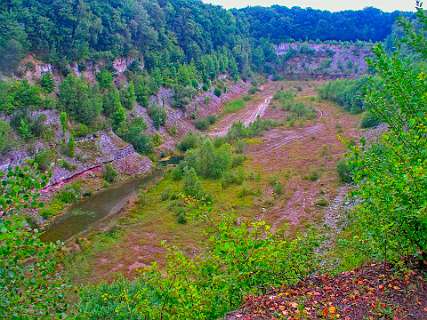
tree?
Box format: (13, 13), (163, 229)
(59, 111), (68, 141)
(97, 70), (113, 90)
(103, 88), (122, 117)
(39, 73), (55, 93)
(112, 104), (126, 131)
(344, 9), (427, 262)
(148, 105), (167, 129)
(59, 75), (101, 125)
(121, 81), (137, 110)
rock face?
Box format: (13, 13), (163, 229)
(276, 42), (372, 79)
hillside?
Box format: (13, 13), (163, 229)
(0, 2), (426, 320)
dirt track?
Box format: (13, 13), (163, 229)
(208, 83), (280, 137)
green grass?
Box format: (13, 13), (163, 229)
(222, 98), (247, 114)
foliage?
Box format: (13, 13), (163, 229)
(341, 10), (427, 263)
(0, 164), (67, 318)
(103, 164), (118, 183)
(227, 119), (277, 142)
(194, 115), (216, 131)
(59, 75), (101, 125)
(214, 87), (222, 97)
(39, 73), (55, 93)
(59, 112), (68, 139)
(102, 88), (122, 117)
(34, 149), (55, 172)
(77, 215), (319, 319)
(178, 139), (233, 179)
(0, 161), (49, 217)
(0, 80), (43, 114)
(117, 118), (153, 155)
(318, 78), (371, 113)
(182, 167), (206, 200)
(360, 111), (381, 128)
(177, 132), (202, 152)
(223, 98), (247, 114)
(0, 120), (14, 154)
(97, 70), (113, 90)
(148, 105), (167, 130)
(120, 82), (137, 110)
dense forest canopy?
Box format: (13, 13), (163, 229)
(0, 0), (410, 74)
(237, 6), (409, 43)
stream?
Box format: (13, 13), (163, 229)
(41, 172), (159, 243)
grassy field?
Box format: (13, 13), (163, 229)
(222, 97), (249, 114)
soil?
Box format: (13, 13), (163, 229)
(227, 263), (427, 320)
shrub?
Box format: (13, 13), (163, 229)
(183, 167), (206, 200)
(360, 111), (381, 128)
(118, 118), (153, 154)
(194, 118), (209, 131)
(176, 208), (187, 224)
(0, 120), (14, 154)
(34, 150), (55, 171)
(214, 87), (222, 97)
(221, 170), (245, 189)
(103, 164), (118, 183)
(232, 154), (246, 168)
(317, 77), (373, 113)
(55, 183), (81, 204)
(177, 132), (201, 152)
(148, 105), (167, 129)
(337, 159), (353, 183)
(59, 75), (102, 125)
(270, 179), (283, 195)
(305, 169), (321, 182)
(248, 86), (258, 95)
(58, 159), (76, 171)
(39, 73), (55, 93)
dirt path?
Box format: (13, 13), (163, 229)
(208, 83), (279, 137)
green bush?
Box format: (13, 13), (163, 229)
(34, 150), (55, 171)
(360, 111), (381, 128)
(55, 183), (82, 204)
(148, 105), (167, 129)
(214, 87), (222, 97)
(117, 118), (153, 154)
(317, 77), (372, 113)
(337, 159), (353, 183)
(0, 120), (14, 154)
(305, 169), (321, 182)
(183, 167), (207, 200)
(194, 118), (209, 130)
(221, 169), (245, 189)
(227, 119), (277, 142)
(223, 99), (246, 114)
(177, 132), (201, 152)
(103, 164), (118, 183)
(39, 73), (55, 93)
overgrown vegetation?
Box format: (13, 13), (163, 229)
(77, 216), (319, 319)
(336, 9), (427, 265)
(318, 78), (369, 113)
(0, 163), (68, 317)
